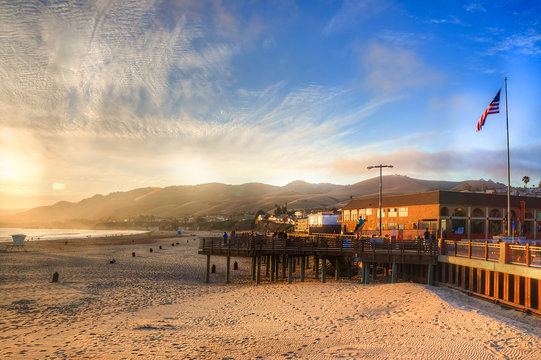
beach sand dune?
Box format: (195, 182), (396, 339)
(1, 233), (540, 359)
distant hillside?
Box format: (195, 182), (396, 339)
(1, 176), (507, 228)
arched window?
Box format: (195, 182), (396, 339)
(489, 209), (501, 218)
(471, 208), (484, 217)
(440, 207), (449, 216)
(453, 207), (466, 217)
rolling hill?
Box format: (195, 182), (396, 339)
(1, 175), (507, 227)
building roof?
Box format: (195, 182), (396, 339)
(343, 190), (541, 210)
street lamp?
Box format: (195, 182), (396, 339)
(367, 164), (394, 236)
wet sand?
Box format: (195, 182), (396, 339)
(1, 232), (540, 359)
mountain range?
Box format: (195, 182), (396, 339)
(1, 175), (507, 227)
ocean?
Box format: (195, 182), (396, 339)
(0, 228), (147, 243)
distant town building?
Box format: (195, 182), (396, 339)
(307, 211), (341, 234)
(294, 217), (308, 233)
(342, 190), (541, 240)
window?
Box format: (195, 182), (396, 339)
(440, 207), (449, 216)
(388, 208), (397, 217)
(351, 209), (358, 220)
(489, 209), (501, 218)
(471, 208), (484, 217)
(376, 209), (385, 218)
(343, 210), (350, 222)
(398, 207), (408, 217)
(453, 207), (466, 217)
(366, 208), (373, 215)
(359, 209), (366, 216)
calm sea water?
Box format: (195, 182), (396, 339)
(0, 228), (147, 243)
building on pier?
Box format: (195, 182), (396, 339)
(342, 190), (541, 240)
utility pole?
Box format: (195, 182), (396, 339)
(367, 164), (394, 236)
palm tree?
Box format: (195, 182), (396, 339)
(522, 176), (530, 188)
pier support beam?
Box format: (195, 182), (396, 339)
(282, 255), (287, 279)
(427, 264), (434, 285)
(314, 255), (319, 279)
(362, 260), (370, 284)
(205, 255), (210, 283)
(301, 256), (305, 282)
(251, 257), (256, 281)
(392, 261), (397, 283)
(270, 255), (275, 281)
(288, 257), (293, 284)
(335, 258), (340, 281)
(256, 256), (261, 284)
(226, 256), (230, 283)
(321, 257), (326, 283)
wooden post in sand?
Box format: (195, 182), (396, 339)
(300, 256), (305, 282)
(226, 256), (230, 283)
(270, 256), (275, 281)
(335, 258), (340, 281)
(282, 255), (287, 279)
(288, 257), (293, 284)
(205, 255), (210, 283)
(266, 256), (270, 277)
(363, 260), (370, 284)
(251, 257), (256, 281)
(314, 255), (319, 279)
(391, 261), (397, 283)
(321, 257), (326, 283)
(256, 256), (261, 284)
(427, 264), (434, 285)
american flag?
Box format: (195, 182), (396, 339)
(476, 89), (501, 132)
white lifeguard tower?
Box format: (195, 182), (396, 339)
(11, 234), (26, 246)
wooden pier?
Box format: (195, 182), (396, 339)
(199, 233), (541, 316)
(437, 240), (541, 316)
(198, 233), (438, 285)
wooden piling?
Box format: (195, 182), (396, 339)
(321, 257), (326, 283)
(335, 258), (339, 281)
(282, 255), (287, 279)
(300, 256), (305, 282)
(251, 257), (256, 281)
(226, 256), (230, 283)
(205, 255), (210, 283)
(288, 257), (293, 284)
(269, 255), (274, 281)
(392, 261), (397, 283)
(256, 256), (261, 284)
(427, 264), (434, 285)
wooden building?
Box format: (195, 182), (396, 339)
(342, 191), (541, 240)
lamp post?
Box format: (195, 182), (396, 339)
(367, 164), (393, 236)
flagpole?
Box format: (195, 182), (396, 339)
(505, 76), (511, 237)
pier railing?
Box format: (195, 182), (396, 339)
(443, 240), (541, 268)
(199, 234), (438, 256)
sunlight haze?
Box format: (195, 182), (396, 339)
(1, 0), (540, 209)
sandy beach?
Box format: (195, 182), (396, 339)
(1, 232), (540, 359)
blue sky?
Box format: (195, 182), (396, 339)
(1, 0), (540, 209)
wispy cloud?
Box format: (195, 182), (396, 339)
(464, 2), (487, 12)
(356, 41), (444, 93)
(322, 0), (390, 35)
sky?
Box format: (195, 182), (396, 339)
(1, 0), (541, 210)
